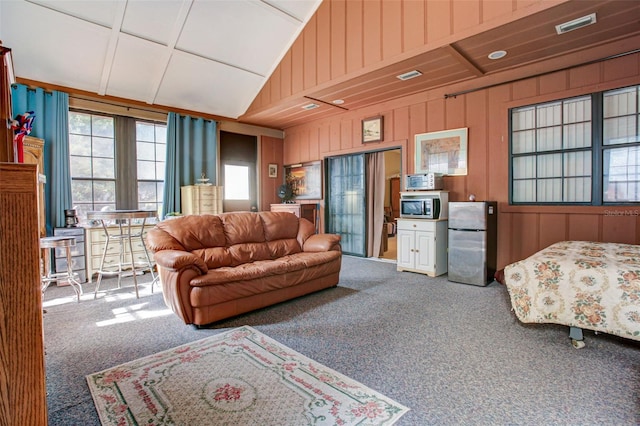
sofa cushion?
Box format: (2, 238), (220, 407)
(259, 211), (300, 241)
(154, 215), (226, 251)
(189, 251), (341, 307)
(266, 239), (301, 258)
(190, 251), (340, 287)
(193, 246), (232, 269)
(219, 212), (265, 246)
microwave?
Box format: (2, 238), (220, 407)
(400, 197), (441, 219)
(405, 173), (444, 191)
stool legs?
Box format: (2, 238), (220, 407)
(64, 245), (83, 301)
(40, 239), (83, 302)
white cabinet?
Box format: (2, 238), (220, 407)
(181, 185), (223, 215)
(85, 224), (154, 282)
(396, 219), (448, 277)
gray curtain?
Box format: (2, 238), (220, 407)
(163, 112), (217, 217)
(366, 152), (386, 257)
(114, 116), (138, 209)
(11, 84), (71, 234)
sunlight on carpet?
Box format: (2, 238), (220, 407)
(87, 326), (409, 425)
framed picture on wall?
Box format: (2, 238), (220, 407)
(362, 116), (383, 143)
(268, 163), (278, 178)
(285, 161), (322, 199)
(415, 128), (468, 176)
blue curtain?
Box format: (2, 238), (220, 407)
(11, 84), (71, 235)
(163, 112), (217, 217)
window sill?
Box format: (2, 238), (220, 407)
(500, 204), (640, 215)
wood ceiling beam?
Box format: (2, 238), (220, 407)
(443, 44), (484, 77)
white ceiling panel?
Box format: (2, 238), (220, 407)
(27, 0), (120, 27)
(1, 0), (111, 92)
(120, 0), (186, 45)
(176, 0), (300, 76)
(155, 50), (264, 118)
(0, 0), (321, 120)
(105, 33), (168, 103)
(264, 0), (322, 22)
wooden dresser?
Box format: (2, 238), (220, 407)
(181, 185), (223, 215)
(0, 163), (48, 425)
(85, 224), (154, 282)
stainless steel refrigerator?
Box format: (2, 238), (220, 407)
(448, 201), (497, 286)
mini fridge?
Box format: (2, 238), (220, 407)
(448, 201), (497, 286)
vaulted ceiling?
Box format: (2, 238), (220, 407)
(239, 0), (640, 129)
(0, 0), (321, 119)
(1, 0), (639, 130)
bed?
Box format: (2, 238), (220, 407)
(503, 241), (640, 348)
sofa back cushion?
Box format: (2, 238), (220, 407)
(149, 211), (306, 268)
(153, 215), (226, 251)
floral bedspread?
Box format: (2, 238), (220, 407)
(504, 241), (640, 341)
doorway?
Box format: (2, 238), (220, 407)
(220, 131), (257, 212)
(325, 148), (401, 259)
(379, 150), (401, 261)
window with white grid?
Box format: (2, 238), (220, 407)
(68, 111), (116, 219)
(136, 121), (166, 215)
(510, 84), (640, 205)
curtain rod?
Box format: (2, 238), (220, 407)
(444, 48), (640, 99)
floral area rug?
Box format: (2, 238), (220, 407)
(86, 326), (409, 425)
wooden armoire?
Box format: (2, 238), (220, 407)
(0, 163), (48, 425)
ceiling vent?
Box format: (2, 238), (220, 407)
(555, 13), (597, 35)
(301, 103), (319, 110)
(396, 70), (422, 81)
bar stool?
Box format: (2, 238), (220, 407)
(87, 210), (157, 299)
(40, 236), (83, 302)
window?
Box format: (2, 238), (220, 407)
(69, 111), (167, 221)
(510, 84), (640, 205)
(224, 164), (250, 200)
(68, 111), (116, 219)
(603, 87), (640, 202)
(136, 121), (166, 215)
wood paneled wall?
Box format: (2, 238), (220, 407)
(246, 0), (562, 115)
(259, 135), (284, 212)
(282, 52), (640, 269)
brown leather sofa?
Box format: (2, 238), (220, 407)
(145, 211), (342, 326)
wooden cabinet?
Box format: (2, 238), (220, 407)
(22, 136), (45, 237)
(396, 218), (448, 277)
(85, 224), (154, 282)
(0, 163), (48, 425)
(181, 185), (223, 215)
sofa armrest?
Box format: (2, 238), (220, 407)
(154, 250), (208, 274)
(303, 234), (341, 252)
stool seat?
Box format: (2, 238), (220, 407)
(40, 236), (83, 302)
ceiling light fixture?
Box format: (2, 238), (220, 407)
(301, 103), (319, 110)
(488, 50), (507, 60)
(396, 70), (422, 81)
(332, 99), (344, 105)
(555, 13), (597, 35)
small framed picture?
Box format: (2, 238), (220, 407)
(268, 163), (278, 178)
(362, 116), (383, 143)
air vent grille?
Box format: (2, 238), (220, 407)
(396, 70), (422, 81)
(555, 13), (596, 35)
(301, 103), (319, 110)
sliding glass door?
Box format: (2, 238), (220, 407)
(326, 154), (366, 256)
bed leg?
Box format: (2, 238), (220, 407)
(569, 326), (585, 349)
